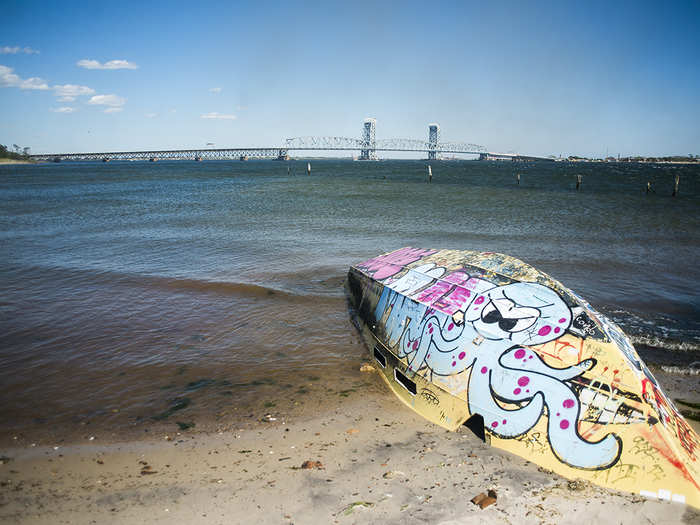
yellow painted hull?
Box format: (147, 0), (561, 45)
(347, 248), (700, 508)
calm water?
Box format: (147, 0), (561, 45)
(1, 159), (699, 441)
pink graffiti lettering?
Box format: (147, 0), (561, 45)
(416, 281), (452, 304)
(435, 285), (472, 314)
(357, 247), (437, 281)
(413, 270), (475, 314)
(443, 270), (471, 285)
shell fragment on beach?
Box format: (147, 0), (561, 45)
(471, 489), (497, 509)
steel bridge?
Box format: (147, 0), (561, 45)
(29, 148), (287, 162)
(284, 137), (487, 155)
(29, 140), (488, 163)
(29, 119), (549, 162)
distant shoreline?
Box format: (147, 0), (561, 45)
(7, 156), (698, 164)
(0, 158), (37, 165)
(564, 159), (699, 165)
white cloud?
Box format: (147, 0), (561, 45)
(1, 46), (39, 55)
(2, 66), (93, 102)
(51, 106), (76, 113)
(53, 83), (95, 101)
(209, 87), (222, 93)
(88, 94), (126, 107)
(103, 107), (123, 114)
(18, 76), (48, 90)
(201, 112), (236, 120)
(77, 59), (138, 70)
(0, 64), (49, 90)
(145, 112), (158, 118)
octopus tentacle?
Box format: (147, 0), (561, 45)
(499, 347), (594, 382)
(488, 361), (621, 469)
(547, 419), (622, 469)
(468, 363), (544, 438)
(543, 393), (622, 469)
(402, 314), (476, 376)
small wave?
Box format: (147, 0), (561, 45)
(629, 334), (700, 353)
(153, 276), (340, 305)
(11, 264), (341, 306)
(660, 363), (700, 375)
(600, 306), (700, 353)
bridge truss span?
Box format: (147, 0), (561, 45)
(284, 136), (488, 155)
(31, 147), (287, 162)
(285, 136), (364, 150)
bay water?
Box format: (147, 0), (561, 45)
(1, 159), (698, 442)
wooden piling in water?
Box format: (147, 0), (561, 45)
(428, 165), (432, 184)
(576, 174), (582, 191)
(516, 173), (520, 185)
(672, 175), (679, 196)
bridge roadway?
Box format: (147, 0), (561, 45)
(29, 137), (552, 162)
(30, 147), (288, 162)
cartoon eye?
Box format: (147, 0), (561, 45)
(481, 301), (498, 321)
(482, 305), (503, 324)
(508, 316), (538, 332)
(481, 300), (539, 333)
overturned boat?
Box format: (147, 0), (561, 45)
(347, 247), (699, 508)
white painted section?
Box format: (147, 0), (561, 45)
(658, 489), (672, 500)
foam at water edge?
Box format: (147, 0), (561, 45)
(660, 364), (700, 375)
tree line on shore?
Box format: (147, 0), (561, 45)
(567, 154), (699, 163)
(0, 144), (31, 160)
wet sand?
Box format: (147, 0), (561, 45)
(1, 365), (698, 525)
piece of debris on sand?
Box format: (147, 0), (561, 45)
(471, 489), (497, 509)
(300, 460), (324, 470)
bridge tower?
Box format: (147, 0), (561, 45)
(428, 123), (440, 160)
(359, 118), (377, 160)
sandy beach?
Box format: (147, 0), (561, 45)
(0, 159), (36, 165)
(1, 364), (698, 525)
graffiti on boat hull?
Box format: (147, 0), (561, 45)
(350, 248), (700, 507)
(374, 280), (621, 470)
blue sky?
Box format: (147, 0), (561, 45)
(1, 0), (699, 157)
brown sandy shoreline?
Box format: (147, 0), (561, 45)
(0, 159), (37, 165)
(1, 365), (699, 524)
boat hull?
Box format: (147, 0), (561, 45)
(347, 247), (700, 508)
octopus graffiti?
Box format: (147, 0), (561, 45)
(348, 247), (700, 508)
